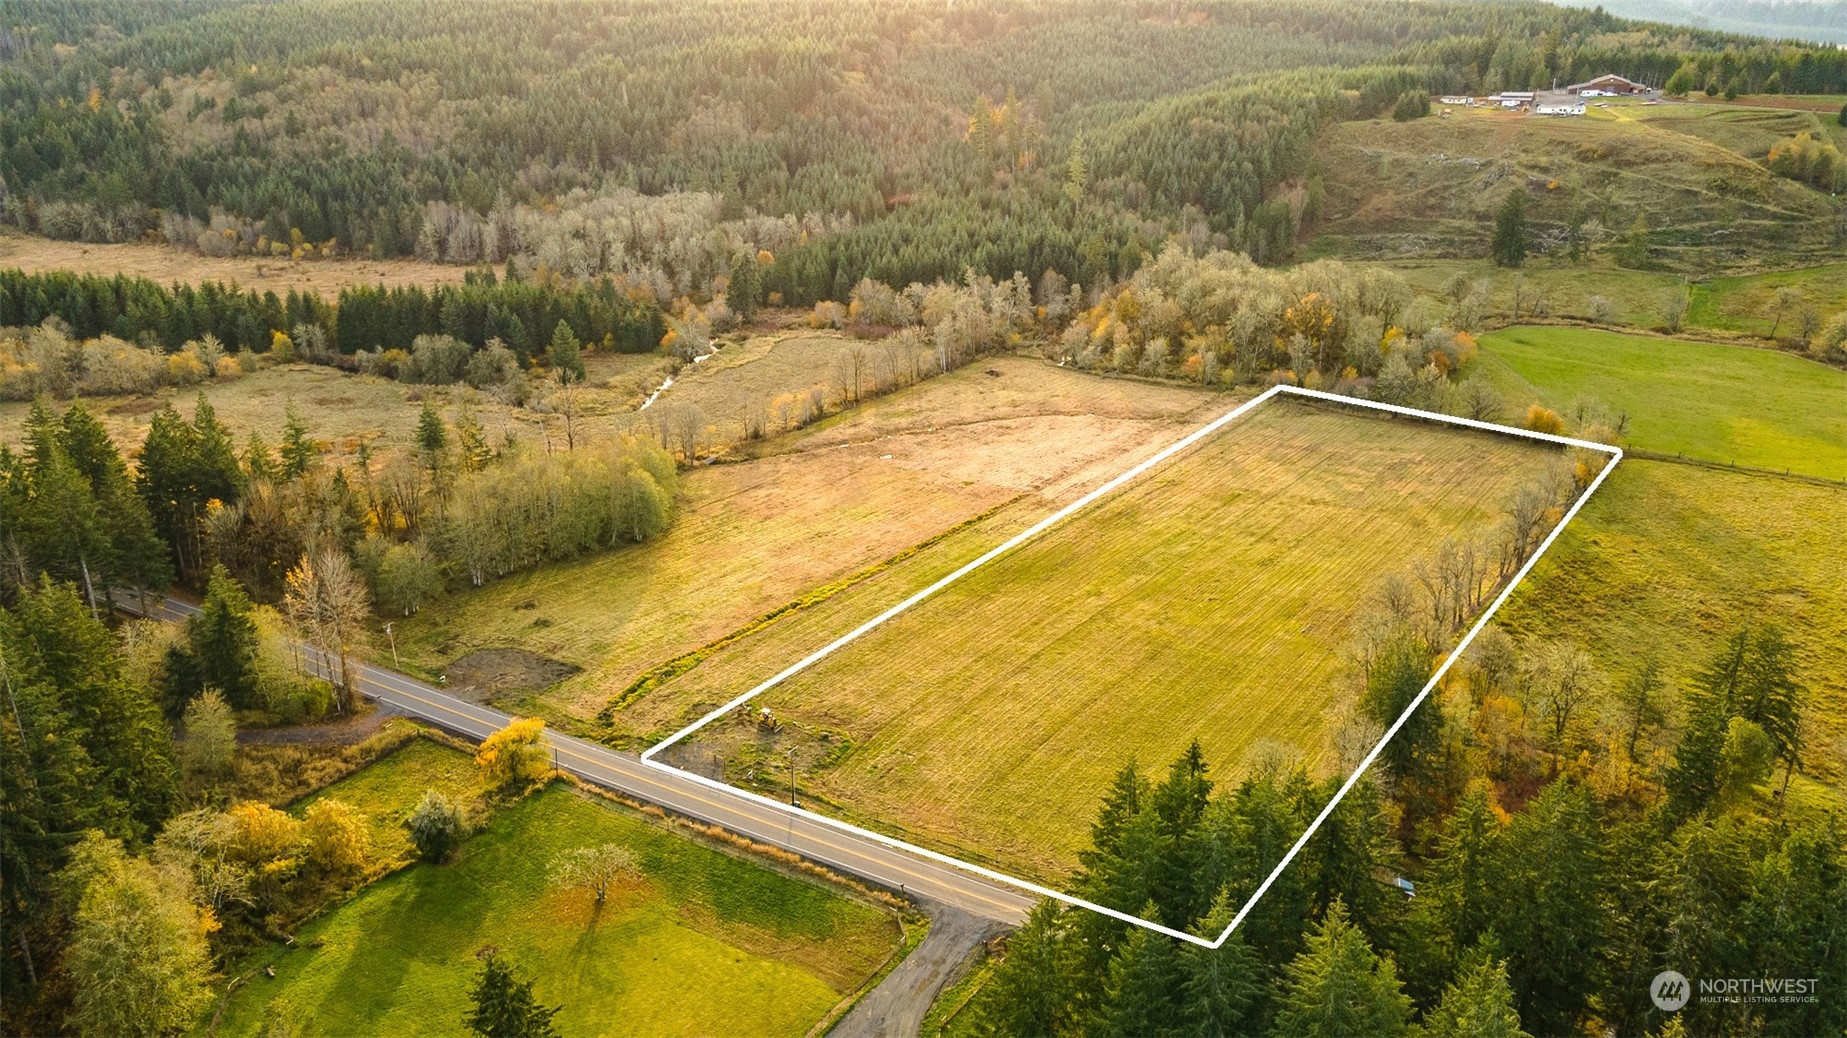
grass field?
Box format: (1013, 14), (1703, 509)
(0, 353), (671, 472)
(1686, 263), (1847, 338)
(644, 332), (902, 448)
(400, 357), (1221, 727)
(293, 737), (489, 868)
(1309, 102), (1843, 270)
(212, 777), (901, 1036)
(1495, 460), (1847, 789)
(664, 398), (1562, 884)
(1472, 326), (1847, 479)
(0, 228), (468, 296)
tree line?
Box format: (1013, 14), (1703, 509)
(0, 266), (665, 358)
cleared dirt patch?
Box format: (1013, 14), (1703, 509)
(444, 648), (582, 704)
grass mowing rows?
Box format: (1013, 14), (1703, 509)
(1473, 326), (1847, 479)
(400, 357), (1218, 726)
(671, 398), (1561, 888)
(214, 746), (901, 1037)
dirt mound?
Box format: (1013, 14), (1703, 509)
(445, 648), (580, 703)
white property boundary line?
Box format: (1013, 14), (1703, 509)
(642, 384), (1623, 947)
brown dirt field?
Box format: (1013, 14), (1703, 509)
(398, 357), (1229, 727)
(444, 647), (582, 706)
(0, 230), (469, 294)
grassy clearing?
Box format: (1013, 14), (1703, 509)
(0, 353), (671, 475)
(1310, 103), (1842, 269)
(400, 357), (1220, 726)
(1351, 258), (1847, 341)
(1495, 460), (1847, 789)
(669, 399), (1559, 880)
(0, 228), (468, 295)
(294, 736), (489, 868)
(645, 332), (870, 446)
(1472, 326), (1847, 478)
(212, 778), (901, 1037)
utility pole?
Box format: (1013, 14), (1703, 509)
(385, 622), (400, 668)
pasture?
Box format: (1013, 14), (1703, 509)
(0, 354), (669, 471)
(1496, 460), (1847, 790)
(1473, 326), (1847, 478)
(401, 357), (1222, 727)
(292, 736), (489, 868)
(1309, 101), (1843, 269)
(665, 398), (1562, 884)
(212, 777), (902, 1036)
(0, 228), (469, 296)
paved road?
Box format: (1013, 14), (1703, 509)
(116, 591), (1036, 926)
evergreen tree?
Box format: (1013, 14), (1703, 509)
(417, 398), (450, 478)
(13, 404), (110, 612)
(1100, 905), (1184, 1036)
(1423, 787), (1501, 955)
(1275, 900), (1413, 1038)
(1418, 946), (1530, 1038)
(56, 404), (171, 595)
(1490, 779), (1603, 1035)
(547, 320), (584, 382)
(1491, 191), (1529, 269)
(976, 901), (1080, 1036)
(728, 253), (762, 321)
(279, 405), (318, 481)
(242, 430), (278, 483)
(465, 953), (560, 1038)
(1180, 894), (1264, 1035)
(182, 566), (262, 710)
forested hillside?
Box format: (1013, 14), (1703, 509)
(4, 0), (1843, 302)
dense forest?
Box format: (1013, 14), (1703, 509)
(4, 0), (1844, 301)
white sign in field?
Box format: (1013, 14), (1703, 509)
(642, 384), (1624, 947)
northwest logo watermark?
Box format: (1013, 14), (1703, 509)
(1651, 970), (1819, 1012)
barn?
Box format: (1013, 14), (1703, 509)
(1567, 74), (1647, 95)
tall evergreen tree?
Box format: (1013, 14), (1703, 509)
(1491, 191), (1529, 269)
(56, 404), (171, 596)
(1275, 899), (1413, 1038)
(1418, 946), (1530, 1038)
(1181, 894), (1265, 1035)
(1490, 778), (1604, 1036)
(976, 901), (1081, 1037)
(547, 320), (584, 382)
(179, 566), (262, 710)
(279, 405), (319, 481)
(1100, 905), (1185, 1036)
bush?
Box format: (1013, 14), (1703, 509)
(1392, 90), (1430, 121)
(1522, 404), (1565, 435)
(406, 789), (467, 863)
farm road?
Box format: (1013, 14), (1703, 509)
(831, 902), (1005, 1038)
(114, 591), (1036, 927)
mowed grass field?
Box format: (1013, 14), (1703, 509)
(1473, 326), (1847, 479)
(402, 357), (1222, 726)
(214, 758), (901, 1036)
(671, 399), (1561, 883)
(1496, 460), (1847, 790)
(646, 331), (905, 447)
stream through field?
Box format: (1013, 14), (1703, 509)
(638, 344), (721, 410)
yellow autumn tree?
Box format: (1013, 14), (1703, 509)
(477, 717), (552, 787)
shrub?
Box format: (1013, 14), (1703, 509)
(1522, 404), (1565, 435)
(406, 789), (467, 863)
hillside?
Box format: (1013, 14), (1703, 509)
(1310, 101), (1846, 270)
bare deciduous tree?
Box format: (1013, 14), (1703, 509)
(283, 546), (370, 713)
(551, 844), (639, 904)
